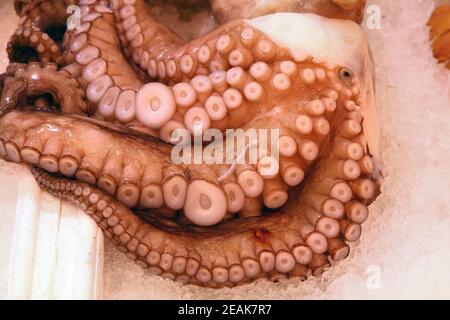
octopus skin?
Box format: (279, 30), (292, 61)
(428, 5), (450, 69)
(0, 0), (381, 288)
(209, 0), (366, 24)
(8, 0), (79, 65)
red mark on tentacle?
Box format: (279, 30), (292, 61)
(253, 228), (271, 244)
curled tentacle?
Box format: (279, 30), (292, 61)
(0, 62), (87, 115)
(8, 26), (63, 64)
(9, 0), (76, 64)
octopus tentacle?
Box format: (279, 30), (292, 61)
(0, 111), (251, 225)
(61, 1), (369, 215)
(65, 1), (343, 134)
(0, 62), (88, 115)
(113, 0), (184, 64)
(8, 26), (63, 64)
(27, 165), (343, 286)
(9, 0), (76, 64)
(0, 86), (377, 285)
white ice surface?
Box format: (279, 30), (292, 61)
(0, 0), (449, 299)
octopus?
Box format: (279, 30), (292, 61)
(428, 4), (450, 69)
(0, 0), (382, 288)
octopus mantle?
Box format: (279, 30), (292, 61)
(0, 0), (381, 288)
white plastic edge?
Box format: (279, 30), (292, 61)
(6, 170), (104, 300)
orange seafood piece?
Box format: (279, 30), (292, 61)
(428, 5), (450, 68)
